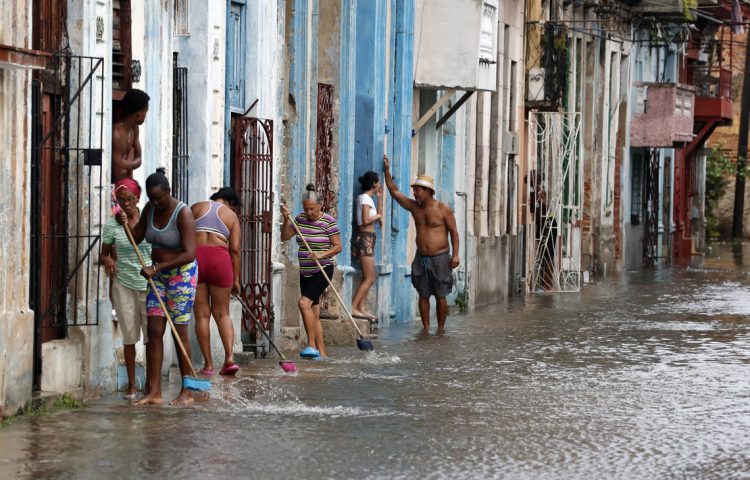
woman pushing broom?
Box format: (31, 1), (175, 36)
(280, 184), (343, 360)
(120, 168), (200, 405)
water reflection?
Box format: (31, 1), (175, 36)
(2, 244), (750, 479)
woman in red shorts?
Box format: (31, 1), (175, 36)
(191, 187), (241, 376)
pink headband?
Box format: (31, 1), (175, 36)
(114, 178), (141, 198)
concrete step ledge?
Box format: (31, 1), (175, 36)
(322, 318), (370, 346)
(233, 352), (256, 367)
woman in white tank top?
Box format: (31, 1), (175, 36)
(351, 171), (384, 322)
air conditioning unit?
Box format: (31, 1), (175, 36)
(503, 132), (518, 155)
(527, 68), (545, 102)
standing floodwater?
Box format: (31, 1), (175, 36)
(2, 245), (750, 479)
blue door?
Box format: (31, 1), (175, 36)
(225, 0), (247, 183)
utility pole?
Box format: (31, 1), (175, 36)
(732, 32), (750, 240)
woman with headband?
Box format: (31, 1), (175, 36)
(100, 177), (153, 400)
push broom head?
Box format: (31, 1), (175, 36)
(357, 338), (374, 352)
(280, 361), (298, 373)
(183, 375), (212, 392)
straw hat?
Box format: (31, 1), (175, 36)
(410, 174), (435, 193)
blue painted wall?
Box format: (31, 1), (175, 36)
(352, 0), (416, 324)
(353, 0), (386, 320)
(287, 0), (316, 212)
(353, 0), (379, 181)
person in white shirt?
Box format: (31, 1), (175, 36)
(351, 171), (384, 322)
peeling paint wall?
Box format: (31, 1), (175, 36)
(132, 0), (174, 178)
(174, 0), (225, 204)
(0, 0), (37, 417)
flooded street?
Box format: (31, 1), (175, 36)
(3, 245), (750, 479)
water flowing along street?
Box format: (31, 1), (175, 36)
(2, 245), (750, 479)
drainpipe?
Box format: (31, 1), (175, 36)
(455, 192), (469, 302)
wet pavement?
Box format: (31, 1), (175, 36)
(2, 244), (750, 479)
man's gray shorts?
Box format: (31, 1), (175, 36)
(411, 252), (453, 299)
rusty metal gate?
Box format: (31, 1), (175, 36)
(315, 83), (335, 315)
(315, 83), (336, 212)
(232, 117), (274, 354)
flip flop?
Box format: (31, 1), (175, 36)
(351, 312), (369, 320)
(219, 363), (240, 376)
(199, 367), (215, 377)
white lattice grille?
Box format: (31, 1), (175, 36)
(527, 112), (583, 293)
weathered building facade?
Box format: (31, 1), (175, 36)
(4, 0), (749, 418)
(523, 0), (744, 287)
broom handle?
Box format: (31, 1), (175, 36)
(233, 294), (287, 361)
(284, 211), (366, 338)
(121, 219), (197, 378)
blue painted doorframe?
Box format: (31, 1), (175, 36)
(337, 0), (358, 269)
(390, 0), (416, 323)
(353, 0), (415, 324)
(225, 0), (248, 184)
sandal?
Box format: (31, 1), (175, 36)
(219, 363), (240, 376)
(199, 367), (215, 377)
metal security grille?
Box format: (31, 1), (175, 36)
(526, 112), (582, 292)
(315, 83), (336, 212)
(233, 117), (274, 353)
(172, 56), (189, 202)
(643, 149), (661, 267)
(30, 53), (106, 339)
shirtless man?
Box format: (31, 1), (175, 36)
(383, 155), (459, 332)
(112, 89), (150, 183)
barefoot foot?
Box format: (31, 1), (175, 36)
(170, 389), (194, 406)
(134, 393), (164, 405)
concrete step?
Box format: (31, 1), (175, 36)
(233, 352), (256, 367)
(321, 318), (371, 346)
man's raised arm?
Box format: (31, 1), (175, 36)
(383, 155), (415, 211)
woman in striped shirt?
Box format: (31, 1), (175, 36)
(280, 184), (342, 359)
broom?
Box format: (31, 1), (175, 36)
(121, 220), (211, 392)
